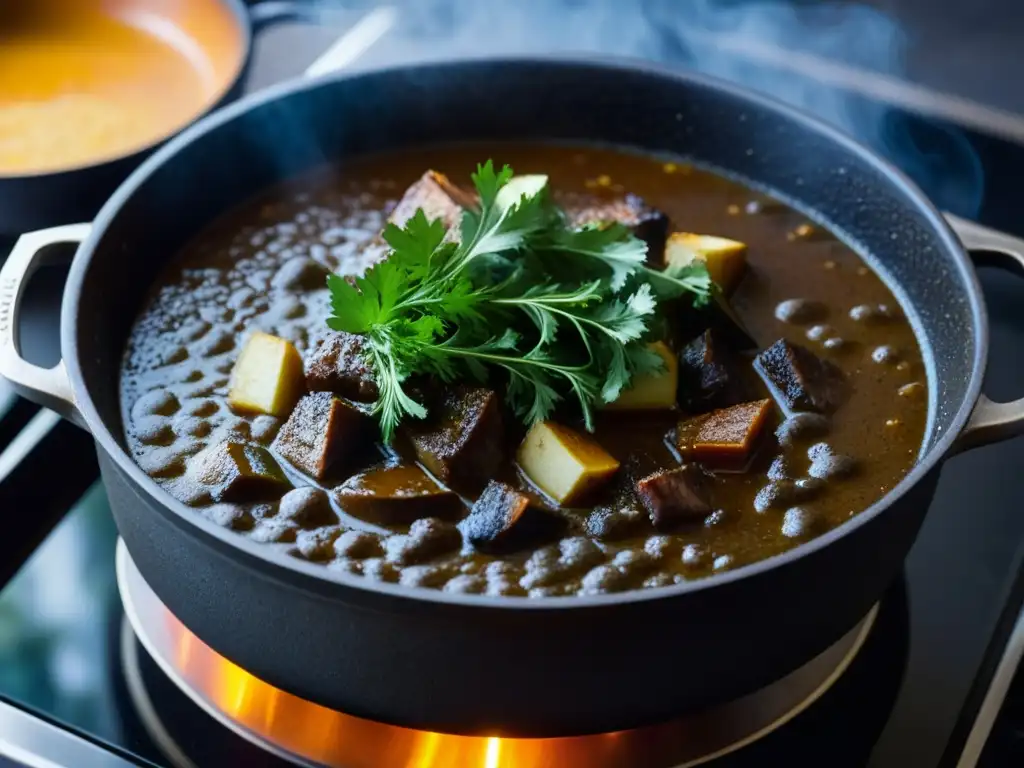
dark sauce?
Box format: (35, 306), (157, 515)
(120, 145), (927, 597)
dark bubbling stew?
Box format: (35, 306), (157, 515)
(120, 145), (927, 597)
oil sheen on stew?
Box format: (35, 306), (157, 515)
(120, 145), (927, 597)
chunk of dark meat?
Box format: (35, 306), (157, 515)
(334, 463), (464, 525)
(754, 339), (850, 414)
(670, 294), (757, 351)
(677, 329), (749, 409)
(304, 332), (379, 402)
(272, 392), (371, 480)
(388, 170), (476, 235)
(187, 442), (290, 503)
(407, 386), (504, 491)
(460, 481), (563, 552)
(635, 465), (713, 528)
(461, 482), (529, 545)
(673, 399), (773, 469)
(564, 192), (669, 264)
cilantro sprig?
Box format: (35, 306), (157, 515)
(327, 161), (712, 441)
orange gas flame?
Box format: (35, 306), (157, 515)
(153, 600), (868, 768)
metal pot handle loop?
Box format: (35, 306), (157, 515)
(946, 213), (1024, 451)
(245, 1), (321, 32)
(0, 224), (90, 428)
(245, 2), (397, 77)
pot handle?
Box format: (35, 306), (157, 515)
(245, 1), (320, 31)
(946, 214), (1024, 451)
(0, 224), (90, 429)
(246, 2), (396, 77)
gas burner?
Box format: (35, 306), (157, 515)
(116, 540), (906, 768)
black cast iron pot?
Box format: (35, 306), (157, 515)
(1, 59), (1023, 737)
(0, 0), (318, 236)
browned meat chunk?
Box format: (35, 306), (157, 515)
(677, 329), (748, 409)
(407, 387), (504, 490)
(304, 332), (378, 402)
(186, 442), (290, 503)
(459, 481), (561, 551)
(674, 399), (773, 469)
(272, 392), (371, 480)
(754, 340), (849, 414)
(388, 170), (476, 235)
(565, 192), (668, 263)
(334, 463), (464, 525)
(635, 465), (713, 527)
(670, 293), (757, 351)
(460, 482), (530, 545)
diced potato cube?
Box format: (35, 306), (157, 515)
(666, 232), (747, 295)
(187, 442), (291, 503)
(603, 341), (678, 410)
(516, 421), (620, 505)
(228, 331), (304, 418)
(674, 399), (773, 469)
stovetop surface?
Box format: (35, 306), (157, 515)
(3, 2), (1024, 766)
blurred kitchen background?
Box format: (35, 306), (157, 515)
(250, 0), (1024, 232)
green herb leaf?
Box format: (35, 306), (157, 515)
(381, 209), (448, 279)
(325, 273), (373, 333)
(452, 170), (552, 274)
(586, 283), (657, 345)
(326, 160), (717, 440)
(627, 342), (667, 376)
(640, 260), (714, 306)
(470, 160), (513, 210)
(541, 222), (649, 290)
(361, 325), (429, 441)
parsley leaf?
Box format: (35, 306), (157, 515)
(327, 160), (716, 441)
(325, 273), (373, 333)
(381, 209), (448, 282)
(640, 260), (714, 307)
(448, 168), (553, 277)
(540, 222), (649, 290)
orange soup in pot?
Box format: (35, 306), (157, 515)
(0, 0), (244, 174)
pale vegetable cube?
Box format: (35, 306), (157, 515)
(666, 232), (747, 295)
(228, 331), (304, 418)
(516, 421), (620, 505)
(603, 341), (678, 411)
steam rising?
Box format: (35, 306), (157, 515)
(312, 0), (984, 214)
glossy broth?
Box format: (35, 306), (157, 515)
(120, 145), (927, 596)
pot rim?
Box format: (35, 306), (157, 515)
(64, 54), (987, 611)
(0, 0), (255, 182)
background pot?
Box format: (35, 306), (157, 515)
(0, 0), (320, 237)
(1, 59), (1023, 736)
